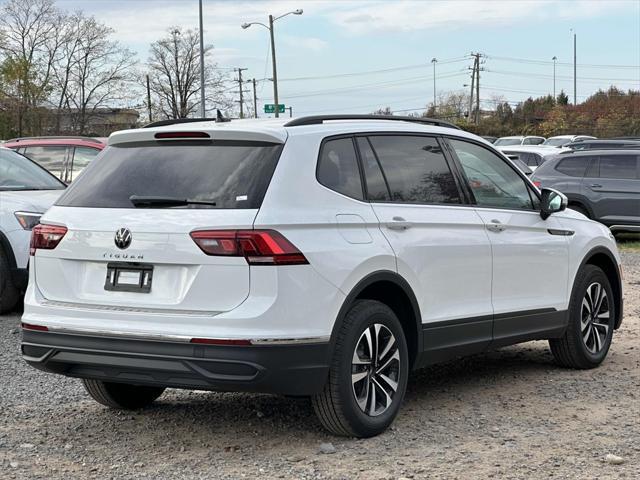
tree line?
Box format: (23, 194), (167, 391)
(0, 0), (232, 138)
(375, 86), (640, 139)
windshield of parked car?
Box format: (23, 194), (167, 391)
(0, 149), (65, 191)
(494, 138), (522, 146)
(56, 141), (283, 209)
(543, 137), (570, 147)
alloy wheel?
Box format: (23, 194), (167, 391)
(351, 323), (401, 417)
(581, 282), (610, 354)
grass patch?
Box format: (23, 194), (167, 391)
(616, 233), (640, 251)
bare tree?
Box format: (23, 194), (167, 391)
(0, 0), (66, 135)
(63, 16), (137, 134)
(147, 27), (230, 120)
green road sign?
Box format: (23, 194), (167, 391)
(264, 104), (285, 114)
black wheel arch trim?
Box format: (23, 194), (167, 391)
(328, 270), (423, 368)
(577, 246), (623, 329)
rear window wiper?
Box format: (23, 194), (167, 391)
(129, 195), (217, 208)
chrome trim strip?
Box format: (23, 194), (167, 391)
(40, 299), (221, 317)
(249, 336), (330, 345)
(41, 326), (330, 346)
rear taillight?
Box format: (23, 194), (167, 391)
(29, 224), (67, 256)
(533, 181), (542, 188)
(190, 230), (308, 265)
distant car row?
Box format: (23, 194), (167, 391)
(484, 134), (598, 147)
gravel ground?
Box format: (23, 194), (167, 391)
(1, 252), (638, 480)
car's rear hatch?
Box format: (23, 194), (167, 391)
(33, 125), (286, 314)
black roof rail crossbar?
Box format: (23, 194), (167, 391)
(284, 114), (460, 130)
(6, 135), (103, 143)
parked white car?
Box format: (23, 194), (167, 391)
(494, 135), (546, 146)
(22, 115), (623, 437)
(0, 147), (65, 312)
(496, 145), (569, 172)
(543, 135), (596, 147)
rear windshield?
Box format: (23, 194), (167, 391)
(494, 138), (522, 146)
(56, 141), (283, 209)
(0, 148), (65, 191)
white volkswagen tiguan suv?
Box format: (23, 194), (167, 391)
(22, 115), (623, 437)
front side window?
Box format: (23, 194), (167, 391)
(317, 138), (364, 200)
(598, 154), (638, 179)
(449, 139), (535, 210)
(368, 135), (461, 204)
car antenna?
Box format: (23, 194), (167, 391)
(216, 109), (231, 123)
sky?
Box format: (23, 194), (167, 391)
(56, 0), (640, 117)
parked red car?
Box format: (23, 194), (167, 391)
(3, 136), (106, 183)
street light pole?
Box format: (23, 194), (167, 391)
(431, 58), (437, 113)
(552, 56), (557, 99)
(573, 32), (577, 105)
(241, 9), (302, 119)
(198, 0), (206, 118)
(268, 15), (279, 118)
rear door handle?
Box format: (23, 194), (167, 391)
(590, 183), (602, 189)
(386, 216), (413, 231)
(486, 219), (506, 233)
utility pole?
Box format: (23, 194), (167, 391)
(252, 78), (258, 118)
(146, 74), (152, 122)
(552, 56), (557, 99)
(573, 32), (577, 105)
(468, 55), (476, 122)
(234, 68), (248, 118)
(475, 55), (480, 124)
(431, 58), (437, 113)
(198, 0), (206, 117)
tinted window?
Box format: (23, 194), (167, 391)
(450, 139), (534, 210)
(494, 138), (522, 146)
(57, 141), (282, 209)
(555, 157), (591, 177)
(368, 136), (460, 204)
(356, 137), (390, 201)
(70, 147), (101, 181)
(23, 146), (68, 180)
(317, 138), (363, 200)
(599, 154), (638, 179)
(503, 151), (541, 167)
(0, 149), (64, 191)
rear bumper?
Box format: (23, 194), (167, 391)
(21, 330), (330, 396)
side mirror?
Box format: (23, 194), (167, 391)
(540, 188), (567, 220)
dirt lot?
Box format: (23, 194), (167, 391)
(1, 251), (638, 480)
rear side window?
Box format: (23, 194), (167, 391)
(56, 141), (283, 209)
(599, 154), (638, 179)
(22, 146), (68, 180)
(368, 135), (461, 204)
(555, 157), (591, 177)
(70, 146), (101, 181)
(317, 138), (364, 200)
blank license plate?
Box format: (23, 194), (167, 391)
(104, 263), (153, 293)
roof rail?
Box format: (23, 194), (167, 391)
(6, 135), (103, 144)
(284, 114), (461, 130)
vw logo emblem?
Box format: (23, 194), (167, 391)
(114, 228), (132, 250)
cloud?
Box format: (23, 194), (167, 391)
(280, 35), (328, 52)
(327, 0), (633, 34)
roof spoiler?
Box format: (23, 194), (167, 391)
(143, 110), (231, 129)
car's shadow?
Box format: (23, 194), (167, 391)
(65, 342), (563, 441)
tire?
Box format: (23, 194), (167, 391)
(549, 265), (615, 369)
(569, 204), (590, 218)
(82, 379), (165, 409)
(0, 250), (20, 314)
(312, 300), (409, 437)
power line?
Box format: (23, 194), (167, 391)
(486, 54), (640, 70)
